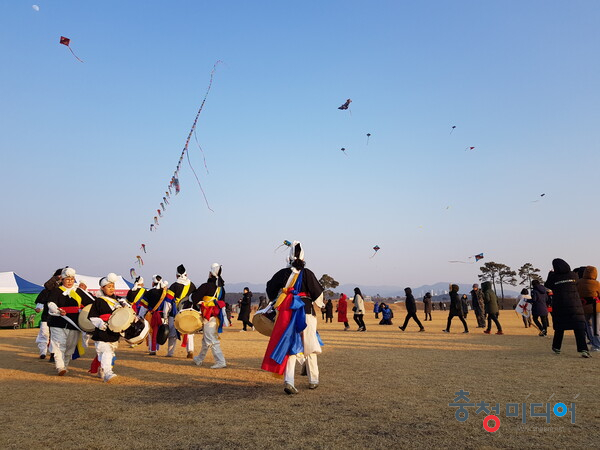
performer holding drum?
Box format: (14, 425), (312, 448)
(137, 275), (170, 355)
(261, 241), (325, 394)
(126, 276), (146, 313)
(47, 267), (94, 376)
(88, 273), (131, 382)
(190, 263), (228, 369)
(167, 265), (197, 358)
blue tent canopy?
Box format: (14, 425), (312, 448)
(13, 273), (43, 294)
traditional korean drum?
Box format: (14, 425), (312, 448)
(174, 308), (202, 334)
(108, 307), (135, 333)
(77, 304), (95, 333)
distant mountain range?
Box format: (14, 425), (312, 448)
(225, 281), (520, 299)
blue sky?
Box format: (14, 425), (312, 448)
(1, 1), (599, 291)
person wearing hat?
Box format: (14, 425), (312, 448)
(422, 292), (432, 321)
(137, 275), (169, 355)
(46, 267), (94, 376)
(126, 276), (146, 314)
(166, 264), (197, 358)
(34, 268), (62, 359)
(470, 284), (486, 328)
(88, 273), (130, 382)
(261, 241), (325, 394)
(190, 263), (228, 368)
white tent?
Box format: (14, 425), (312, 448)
(75, 274), (133, 297)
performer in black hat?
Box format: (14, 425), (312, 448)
(167, 264), (197, 358)
(137, 275), (169, 355)
(261, 241), (325, 394)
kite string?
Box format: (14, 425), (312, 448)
(68, 46), (84, 63)
(193, 129), (209, 173)
(186, 149), (214, 212)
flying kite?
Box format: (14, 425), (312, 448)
(150, 224), (156, 232)
(274, 240), (292, 252)
(59, 36), (83, 63)
(449, 253), (484, 264)
(531, 193), (546, 203)
(135, 256), (144, 267)
(154, 216), (159, 226)
(370, 245), (381, 258)
(32, 5), (40, 12)
(140, 244), (146, 253)
(160, 202), (166, 211)
(157, 209), (163, 218)
(450, 126), (456, 135)
(341, 147), (348, 156)
(163, 196), (169, 205)
(366, 133), (371, 145)
(338, 99), (352, 110)
(130, 268), (137, 280)
(465, 146), (475, 151)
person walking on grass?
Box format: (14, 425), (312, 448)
(529, 280), (550, 337)
(546, 258), (590, 358)
(399, 287), (425, 332)
(238, 287), (254, 332)
(336, 293), (350, 330)
(482, 281), (503, 335)
(353, 287), (367, 332)
(443, 284), (468, 334)
(423, 292), (432, 321)
(325, 299), (333, 323)
(470, 284), (486, 328)
(576, 265), (600, 352)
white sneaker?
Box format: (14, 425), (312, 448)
(104, 373), (117, 383)
(193, 356), (203, 366)
(240, 329), (246, 332)
(210, 363), (226, 369)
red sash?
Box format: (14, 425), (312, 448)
(99, 314), (111, 322)
(62, 306), (81, 314)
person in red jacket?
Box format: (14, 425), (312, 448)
(336, 294), (349, 330)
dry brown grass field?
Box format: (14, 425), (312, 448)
(1, 305), (598, 449)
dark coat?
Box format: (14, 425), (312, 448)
(529, 284), (549, 316)
(404, 288), (416, 314)
(470, 289), (484, 313)
(482, 281), (499, 315)
(238, 291), (252, 322)
(423, 293), (432, 313)
(461, 296), (469, 315)
(449, 285), (462, 316)
(325, 300), (334, 318)
(546, 259), (586, 331)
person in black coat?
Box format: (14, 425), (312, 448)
(528, 280), (549, 336)
(325, 299), (333, 323)
(443, 284), (469, 333)
(545, 258), (589, 357)
(238, 287), (253, 331)
(399, 287), (425, 332)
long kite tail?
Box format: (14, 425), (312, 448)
(193, 129), (209, 174)
(68, 46), (84, 63)
(186, 149), (214, 212)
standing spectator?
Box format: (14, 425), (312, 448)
(461, 294), (469, 318)
(337, 294), (350, 330)
(529, 280), (549, 336)
(374, 301), (380, 319)
(470, 284), (486, 328)
(238, 287), (254, 332)
(443, 285), (468, 333)
(482, 281), (503, 335)
(321, 305), (326, 320)
(399, 287), (425, 332)
(423, 292), (432, 321)
(379, 303), (393, 325)
(325, 299), (334, 323)
(546, 258), (589, 357)
(352, 287), (366, 332)
(576, 265), (600, 352)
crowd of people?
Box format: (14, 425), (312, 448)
(30, 255), (597, 393)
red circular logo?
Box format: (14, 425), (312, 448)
(483, 415), (501, 432)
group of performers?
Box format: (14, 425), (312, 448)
(32, 241), (326, 393)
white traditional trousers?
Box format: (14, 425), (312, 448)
(35, 321), (52, 355)
(95, 341), (118, 377)
(49, 327), (79, 372)
(195, 317), (225, 365)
